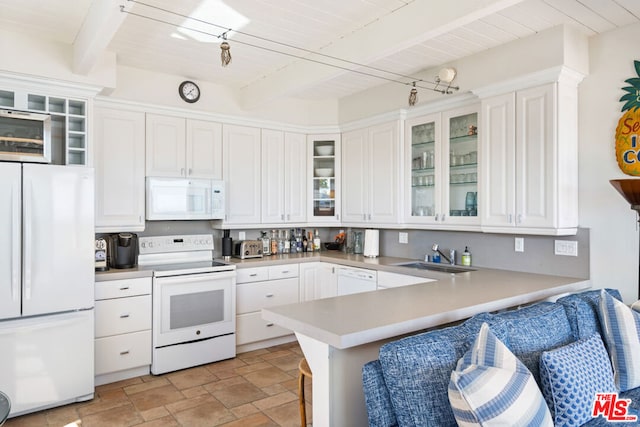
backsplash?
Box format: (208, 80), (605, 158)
(375, 228), (590, 279)
(113, 221), (589, 279)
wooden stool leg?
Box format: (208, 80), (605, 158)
(298, 368), (307, 427)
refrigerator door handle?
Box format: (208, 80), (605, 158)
(11, 182), (20, 303)
(23, 180), (32, 300)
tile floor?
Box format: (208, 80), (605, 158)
(4, 341), (312, 427)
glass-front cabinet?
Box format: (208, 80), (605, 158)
(444, 105), (478, 224)
(308, 134), (341, 223)
(405, 104), (479, 226)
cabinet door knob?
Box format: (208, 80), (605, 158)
(266, 323), (274, 327)
(517, 214), (523, 224)
(265, 293), (274, 298)
(188, 168), (192, 175)
(435, 213), (439, 221)
(120, 350), (130, 355)
(119, 286), (130, 291)
(281, 214), (285, 220)
(119, 313), (130, 318)
(508, 214), (513, 224)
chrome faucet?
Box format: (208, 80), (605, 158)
(432, 243), (455, 265)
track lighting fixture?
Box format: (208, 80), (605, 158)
(220, 32), (231, 67)
(408, 82), (418, 106)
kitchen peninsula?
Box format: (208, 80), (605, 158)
(262, 257), (590, 427)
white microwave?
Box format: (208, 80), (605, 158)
(0, 109), (51, 163)
(146, 177), (225, 220)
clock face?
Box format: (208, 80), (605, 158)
(179, 81), (200, 103)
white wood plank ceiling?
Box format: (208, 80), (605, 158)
(0, 0), (638, 105)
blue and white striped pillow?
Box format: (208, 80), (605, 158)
(448, 323), (553, 427)
(599, 289), (640, 391)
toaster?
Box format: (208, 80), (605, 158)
(233, 240), (263, 259)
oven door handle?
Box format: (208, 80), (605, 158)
(153, 270), (236, 285)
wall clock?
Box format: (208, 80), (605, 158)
(178, 81), (200, 103)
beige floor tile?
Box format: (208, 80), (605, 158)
(262, 400), (303, 427)
(234, 362), (273, 375)
(220, 412), (279, 427)
(210, 382), (269, 408)
(79, 403), (144, 427)
(123, 378), (171, 395)
(243, 367), (294, 388)
(128, 384), (185, 412)
(252, 391), (297, 411)
(268, 354), (303, 372)
(139, 405), (171, 421)
(167, 366), (219, 390)
(135, 415), (181, 427)
(172, 400), (236, 427)
(164, 394), (218, 415)
(230, 403), (260, 419)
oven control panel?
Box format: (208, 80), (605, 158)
(139, 234), (214, 254)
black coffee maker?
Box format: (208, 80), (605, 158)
(108, 233), (139, 269)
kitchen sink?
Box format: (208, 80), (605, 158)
(393, 261), (476, 274)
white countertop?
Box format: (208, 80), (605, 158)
(262, 257), (590, 349)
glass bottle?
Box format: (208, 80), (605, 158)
(283, 229), (290, 254)
(278, 230), (285, 254)
(270, 230), (278, 255)
(290, 228), (297, 253)
(261, 231), (270, 255)
(313, 229), (321, 251)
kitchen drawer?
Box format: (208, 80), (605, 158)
(236, 267), (269, 284)
(95, 330), (151, 375)
(95, 295), (151, 337)
(236, 312), (292, 345)
(268, 264), (299, 280)
(95, 277), (151, 300)
(236, 277), (299, 314)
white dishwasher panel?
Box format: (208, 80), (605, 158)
(336, 266), (377, 296)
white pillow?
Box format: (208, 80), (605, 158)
(448, 323), (553, 427)
(599, 289), (640, 391)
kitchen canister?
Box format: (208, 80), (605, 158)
(363, 229), (379, 258)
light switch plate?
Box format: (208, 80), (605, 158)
(555, 240), (578, 256)
(399, 232), (408, 244)
(515, 237), (524, 252)
(239, 231), (246, 240)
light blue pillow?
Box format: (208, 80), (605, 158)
(539, 333), (616, 427)
(599, 289), (640, 391)
(448, 323), (553, 426)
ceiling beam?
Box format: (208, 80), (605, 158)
(238, 0), (525, 109)
(72, 0), (132, 75)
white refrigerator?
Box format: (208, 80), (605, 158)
(0, 162), (95, 417)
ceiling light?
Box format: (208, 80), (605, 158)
(408, 82), (418, 106)
(438, 68), (457, 83)
(220, 32), (231, 66)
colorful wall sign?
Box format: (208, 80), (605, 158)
(616, 60), (640, 176)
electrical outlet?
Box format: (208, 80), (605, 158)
(515, 237), (524, 252)
(399, 232), (408, 244)
(239, 231), (246, 240)
(555, 240), (578, 256)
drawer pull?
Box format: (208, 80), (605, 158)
(119, 286), (130, 291)
(249, 273), (258, 277)
(120, 350), (130, 355)
(281, 270), (290, 274)
(266, 323), (274, 327)
(120, 313), (130, 318)
(265, 293), (274, 298)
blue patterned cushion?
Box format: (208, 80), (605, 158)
(557, 289), (623, 341)
(539, 333), (616, 427)
(362, 360), (398, 427)
(448, 323), (554, 426)
(483, 301), (574, 385)
(598, 289), (640, 391)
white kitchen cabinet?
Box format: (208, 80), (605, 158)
(261, 130), (307, 224)
(94, 277), (152, 386)
(299, 262), (338, 301)
(342, 121), (400, 225)
(93, 106), (145, 232)
(1, 89), (89, 166)
(146, 113), (222, 179)
(236, 265), (299, 350)
(308, 134), (341, 223)
(405, 105), (480, 228)
(377, 271), (435, 289)
(223, 124), (262, 224)
(480, 82), (578, 234)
